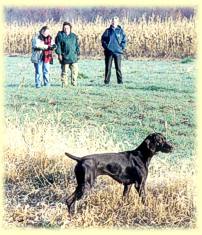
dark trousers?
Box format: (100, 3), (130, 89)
(104, 52), (123, 84)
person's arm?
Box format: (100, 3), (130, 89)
(32, 36), (48, 50)
(120, 30), (127, 50)
(75, 35), (80, 57)
(101, 29), (109, 50)
(55, 33), (62, 55)
(55, 33), (63, 61)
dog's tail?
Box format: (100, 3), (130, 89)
(65, 152), (81, 162)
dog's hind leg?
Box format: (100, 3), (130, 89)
(66, 184), (86, 214)
(66, 189), (77, 214)
(66, 162), (96, 214)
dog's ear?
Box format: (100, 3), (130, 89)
(145, 139), (156, 152)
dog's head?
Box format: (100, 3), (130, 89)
(145, 133), (173, 154)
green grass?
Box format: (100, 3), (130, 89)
(3, 56), (196, 228)
(4, 56), (196, 162)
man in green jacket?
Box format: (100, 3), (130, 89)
(55, 22), (80, 86)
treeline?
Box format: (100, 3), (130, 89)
(5, 7), (195, 23)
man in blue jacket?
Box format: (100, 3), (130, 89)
(101, 16), (127, 84)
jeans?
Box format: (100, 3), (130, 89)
(34, 61), (50, 88)
(104, 52), (123, 84)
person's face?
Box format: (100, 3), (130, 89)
(111, 18), (119, 27)
(42, 29), (50, 37)
(64, 25), (71, 35)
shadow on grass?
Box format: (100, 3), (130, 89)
(126, 85), (192, 93)
(4, 171), (73, 207)
(5, 84), (63, 88)
(5, 82), (191, 94)
(5, 84), (30, 88)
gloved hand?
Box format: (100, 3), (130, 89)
(48, 44), (57, 50)
(44, 45), (49, 50)
(51, 44), (57, 50)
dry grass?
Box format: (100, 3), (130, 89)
(3, 117), (196, 229)
(4, 15), (196, 58)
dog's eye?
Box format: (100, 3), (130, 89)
(155, 136), (162, 143)
(157, 138), (164, 146)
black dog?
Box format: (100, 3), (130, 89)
(65, 133), (173, 214)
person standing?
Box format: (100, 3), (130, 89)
(101, 16), (127, 84)
(55, 22), (80, 87)
(31, 26), (55, 88)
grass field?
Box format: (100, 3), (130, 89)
(3, 56), (196, 228)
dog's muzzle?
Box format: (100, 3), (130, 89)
(162, 141), (173, 153)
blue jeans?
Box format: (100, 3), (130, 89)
(34, 61), (50, 88)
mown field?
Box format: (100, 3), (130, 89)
(3, 56), (196, 228)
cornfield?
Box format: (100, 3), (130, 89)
(4, 15), (196, 58)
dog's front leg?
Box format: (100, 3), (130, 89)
(122, 184), (132, 198)
(135, 180), (146, 204)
